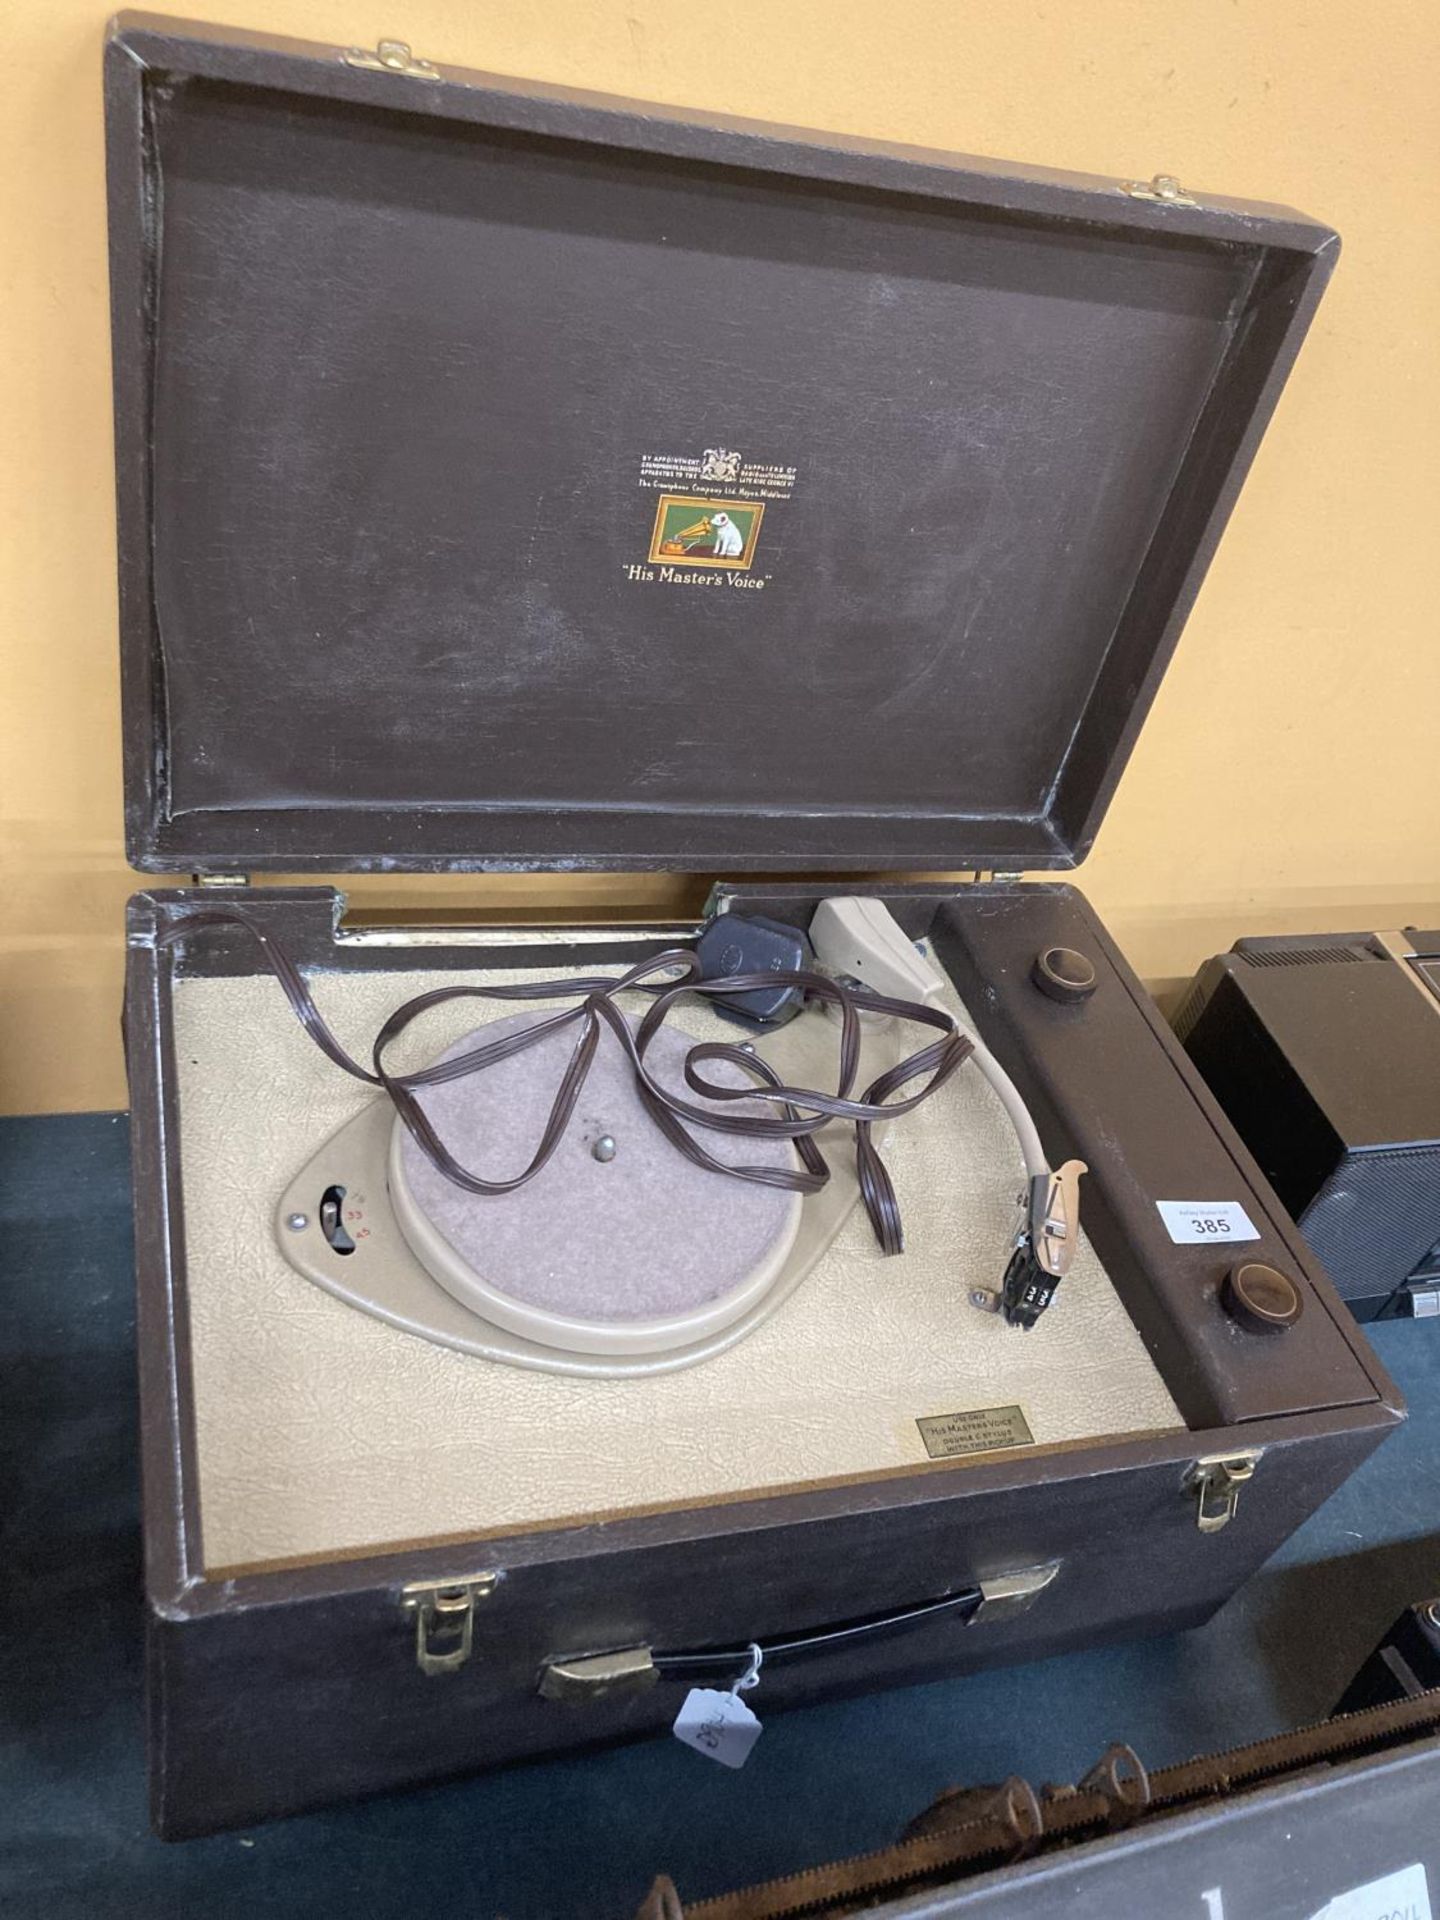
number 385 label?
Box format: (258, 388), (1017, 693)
(1156, 1200), (1261, 1246)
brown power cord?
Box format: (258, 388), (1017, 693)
(156, 910), (975, 1255)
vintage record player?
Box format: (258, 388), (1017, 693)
(108, 14), (1402, 1837)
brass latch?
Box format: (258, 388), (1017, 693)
(1184, 1451), (1262, 1534)
(400, 1571), (498, 1675)
(342, 39), (440, 79)
(1120, 172), (1200, 208)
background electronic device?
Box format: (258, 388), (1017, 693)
(1333, 1594), (1440, 1713)
(1174, 929), (1440, 1321)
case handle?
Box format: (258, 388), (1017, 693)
(538, 1562), (1059, 1704)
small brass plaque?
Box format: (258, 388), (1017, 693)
(917, 1405), (1034, 1460)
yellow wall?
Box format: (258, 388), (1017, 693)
(3, 0), (1438, 1115)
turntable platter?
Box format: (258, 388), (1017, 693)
(389, 1012), (802, 1346)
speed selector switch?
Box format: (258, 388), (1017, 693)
(1031, 946), (1098, 1005)
(1222, 1261), (1304, 1334)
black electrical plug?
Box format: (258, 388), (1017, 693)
(693, 913), (813, 1025)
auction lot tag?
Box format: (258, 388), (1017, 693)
(1156, 1200), (1260, 1246)
(673, 1688), (763, 1770)
(1309, 1860), (1431, 1920)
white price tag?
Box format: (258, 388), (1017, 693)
(1309, 1861), (1431, 1920)
(672, 1688), (763, 1770)
(1156, 1200), (1260, 1246)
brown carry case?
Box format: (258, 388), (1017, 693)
(107, 13), (1399, 1836)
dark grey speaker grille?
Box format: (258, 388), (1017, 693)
(1300, 1147), (1440, 1302)
(1240, 945), (1373, 968)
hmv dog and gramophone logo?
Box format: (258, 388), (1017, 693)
(626, 445), (798, 588)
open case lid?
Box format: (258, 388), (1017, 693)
(105, 14), (1338, 876)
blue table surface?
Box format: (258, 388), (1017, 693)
(3, 1111), (1438, 1919)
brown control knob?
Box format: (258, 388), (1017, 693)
(1222, 1261), (1303, 1334)
(1032, 946), (1098, 1005)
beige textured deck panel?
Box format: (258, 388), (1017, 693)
(173, 959), (1184, 1570)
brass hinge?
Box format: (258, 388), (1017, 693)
(190, 872), (250, 888)
(342, 38), (440, 79)
(1120, 172), (1200, 208)
(1183, 1450), (1263, 1534)
(400, 1570), (499, 1675)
